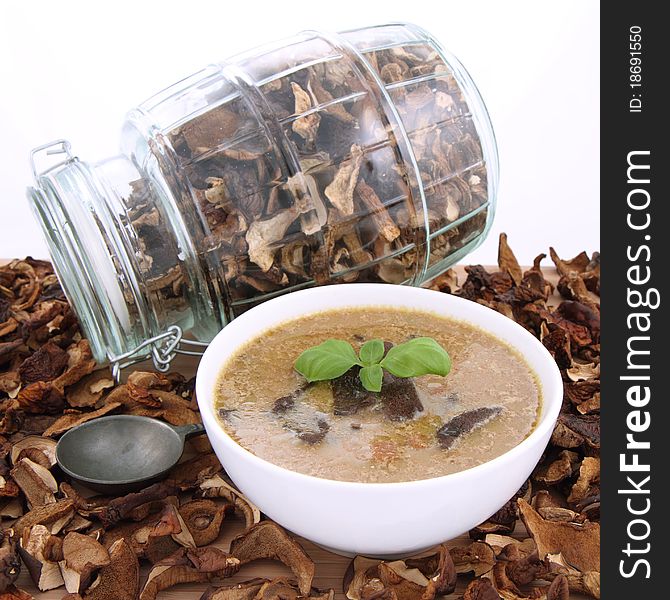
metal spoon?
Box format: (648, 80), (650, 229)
(56, 415), (205, 495)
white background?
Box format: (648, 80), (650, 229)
(0, 0), (599, 266)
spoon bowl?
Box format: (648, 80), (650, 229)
(56, 415), (204, 494)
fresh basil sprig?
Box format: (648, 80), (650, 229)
(294, 337), (451, 393)
(381, 337), (452, 378)
(293, 339), (360, 381)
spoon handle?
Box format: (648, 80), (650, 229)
(172, 422), (206, 440)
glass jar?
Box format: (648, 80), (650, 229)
(28, 23), (498, 374)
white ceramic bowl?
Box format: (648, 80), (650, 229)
(196, 284), (562, 557)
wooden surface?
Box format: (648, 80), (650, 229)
(12, 265), (592, 599)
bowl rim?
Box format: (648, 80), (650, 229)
(196, 283), (563, 489)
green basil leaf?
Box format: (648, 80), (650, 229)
(359, 364), (383, 392)
(294, 339), (361, 382)
(359, 339), (385, 366)
(380, 337), (451, 378)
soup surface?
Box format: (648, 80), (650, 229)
(215, 307), (541, 483)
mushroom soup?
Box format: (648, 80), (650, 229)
(214, 307), (541, 483)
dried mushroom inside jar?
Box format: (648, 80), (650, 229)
(120, 30), (493, 322)
(117, 178), (194, 333)
(365, 44), (489, 274)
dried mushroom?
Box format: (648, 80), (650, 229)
(65, 371), (114, 408)
(58, 483), (110, 520)
(355, 181), (400, 243)
(291, 82), (321, 144)
(0, 585), (33, 600)
(41, 401), (122, 438)
(139, 547), (240, 600)
(331, 368), (376, 416)
(417, 544), (457, 597)
(437, 407), (502, 450)
(486, 562), (527, 600)
(251, 578), (333, 600)
(448, 542), (496, 576)
(564, 381), (600, 415)
(51, 340), (97, 393)
(229, 521), (315, 596)
(566, 458), (599, 506)
(105, 374), (200, 425)
(533, 451), (580, 486)
(11, 498), (75, 535)
(545, 575), (570, 600)
(344, 556), (397, 600)
(541, 568), (600, 599)
(101, 502), (182, 564)
(550, 414), (599, 451)
(549, 248), (590, 279)
(10, 436), (57, 468)
(95, 481), (178, 529)
(18, 342), (68, 386)
(0, 474), (19, 501)
(17, 525), (64, 591)
(489, 538), (537, 562)
(167, 452), (222, 490)
(200, 578), (268, 600)
(325, 145), (363, 215)
(486, 558), (571, 600)
(197, 475), (261, 528)
(171, 506), (198, 548)
(81, 538), (139, 600)
(62, 514), (93, 534)
(0, 530), (20, 592)
(462, 577), (500, 600)
(498, 233), (522, 286)
(147, 389), (201, 426)
(178, 499), (227, 546)
(532, 492), (580, 524)
(10, 458), (57, 508)
(380, 373), (423, 421)
(16, 382), (64, 415)
(59, 532), (110, 593)
(344, 544), (456, 600)
(517, 499), (599, 573)
(0, 498), (23, 520)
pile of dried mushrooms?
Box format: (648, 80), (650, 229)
(0, 234), (600, 599)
